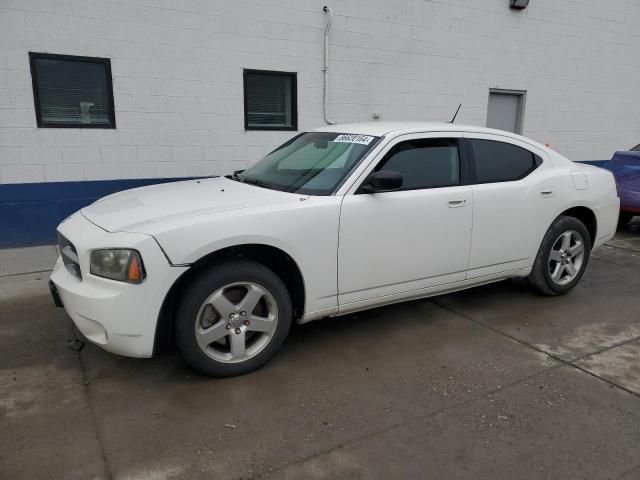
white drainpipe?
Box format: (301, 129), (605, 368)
(322, 6), (335, 125)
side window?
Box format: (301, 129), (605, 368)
(470, 139), (541, 183)
(375, 138), (461, 190)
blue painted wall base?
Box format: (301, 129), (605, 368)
(0, 177), (199, 248)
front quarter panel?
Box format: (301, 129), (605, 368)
(153, 196), (342, 316)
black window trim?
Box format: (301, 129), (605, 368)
(356, 135), (470, 194)
(243, 68), (298, 131)
(29, 52), (116, 129)
(465, 137), (543, 185)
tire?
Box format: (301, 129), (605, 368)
(528, 216), (591, 296)
(618, 211), (634, 228)
(174, 260), (292, 377)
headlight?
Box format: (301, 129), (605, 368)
(90, 249), (145, 283)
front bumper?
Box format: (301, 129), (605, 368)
(49, 212), (188, 358)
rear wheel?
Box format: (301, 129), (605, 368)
(175, 260), (292, 377)
(528, 216), (591, 296)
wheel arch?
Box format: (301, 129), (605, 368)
(154, 243), (306, 355)
(559, 206), (597, 246)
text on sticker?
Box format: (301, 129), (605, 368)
(333, 134), (374, 145)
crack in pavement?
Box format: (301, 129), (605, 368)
(430, 298), (640, 400)
(0, 269), (52, 279)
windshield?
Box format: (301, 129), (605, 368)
(631, 143), (640, 152)
(234, 132), (380, 195)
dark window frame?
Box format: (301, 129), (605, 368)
(243, 69), (297, 131)
(465, 138), (542, 185)
(29, 52), (116, 129)
(357, 136), (469, 194)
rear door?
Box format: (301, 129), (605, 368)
(464, 133), (563, 278)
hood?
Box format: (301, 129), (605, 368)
(81, 177), (304, 233)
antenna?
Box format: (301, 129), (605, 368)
(448, 104), (462, 123)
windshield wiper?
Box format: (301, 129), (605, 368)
(225, 171), (278, 191)
(226, 170), (244, 182)
(241, 176), (270, 188)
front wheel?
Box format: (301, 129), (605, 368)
(174, 260), (292, 377)
(528, 216), (591, 296)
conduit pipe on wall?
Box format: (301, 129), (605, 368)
(322, 6), (335, 125)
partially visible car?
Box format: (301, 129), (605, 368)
(606, 145), (640, 226)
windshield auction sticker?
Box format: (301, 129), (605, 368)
(332, 134), (374, 145)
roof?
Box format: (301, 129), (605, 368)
(311, 120), (519, 138)
(310, 120), (550, 153)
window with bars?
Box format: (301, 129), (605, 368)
(243, 69), (297, 130)
(29, 53), (116, 128)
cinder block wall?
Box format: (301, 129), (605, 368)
(0, 0), (639, 245)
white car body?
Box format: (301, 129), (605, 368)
(50, 122), (619, 358)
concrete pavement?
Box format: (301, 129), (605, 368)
(1, 221), (640, 479)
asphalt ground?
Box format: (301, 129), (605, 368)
(1, 220), (640, 480)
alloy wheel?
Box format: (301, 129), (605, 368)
(194, 281), (278, 363)
(548, 230), (585, 285)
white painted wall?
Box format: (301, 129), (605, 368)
(0, 0), (639, 184)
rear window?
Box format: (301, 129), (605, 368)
(470, 139), (541, 183)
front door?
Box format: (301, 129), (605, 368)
(337, 133), (473, 310)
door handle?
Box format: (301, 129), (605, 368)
(540, 187), (556, 198)
(448, 196), (467, 208)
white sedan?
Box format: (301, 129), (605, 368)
(50, 122), (619, 376)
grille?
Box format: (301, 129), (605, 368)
(58, 233), (82, 280)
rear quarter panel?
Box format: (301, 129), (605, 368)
(560, 159), (619, 249)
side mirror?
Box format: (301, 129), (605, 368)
(360, 170), (403, 193)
